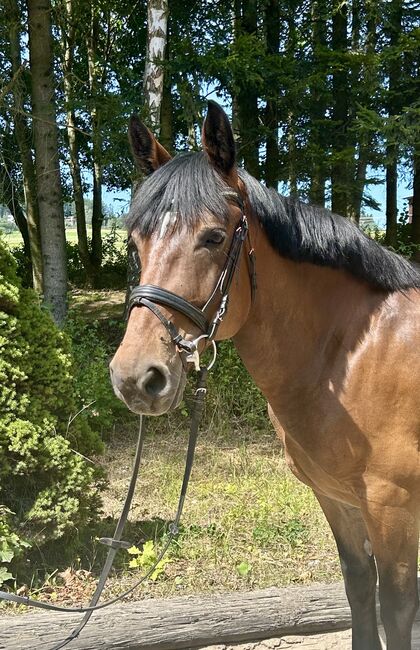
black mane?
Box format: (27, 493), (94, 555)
(127, 152), (420, 292)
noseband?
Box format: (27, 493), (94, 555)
(128, 196), (256, 367)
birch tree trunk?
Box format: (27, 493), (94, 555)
(27, 0), (67, 324)
(7, 0), (43, 291)
(144, 0), (169, 131)
(125, 0), (168, 313)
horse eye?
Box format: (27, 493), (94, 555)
(202, 230), (226, 247)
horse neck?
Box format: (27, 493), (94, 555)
(233, 223), (385, 405)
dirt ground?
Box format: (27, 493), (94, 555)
(198, 629), (365, 649)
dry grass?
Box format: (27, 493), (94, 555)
(94, 421), (341, 601)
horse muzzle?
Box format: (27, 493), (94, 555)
(109, 359), (186, 416)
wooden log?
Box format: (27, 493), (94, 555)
(0, 582), (354, 650)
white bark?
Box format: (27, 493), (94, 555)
(144, 0), (168, 130)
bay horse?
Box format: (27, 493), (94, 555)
(110, 101), (420, 649)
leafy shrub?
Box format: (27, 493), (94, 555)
(0, 240), (104, 583)
(196, 341), (268, 432)
(66, 226), (127, 289)
(65, 316), (130, 436)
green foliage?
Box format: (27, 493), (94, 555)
(65, 316), (129, 436)
(127, 540), (172, 581)
(66, 226), (127, 289)
(236, 560), (251, 578)
(0, 240), (104, 582)
(204, 341), (267, 432)
(0, 507), (30, 587)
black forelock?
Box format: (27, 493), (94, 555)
(126, 151), (231, 236)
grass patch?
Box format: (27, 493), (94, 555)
(3, 228), (126, 248)
(90, 423), (341, 601)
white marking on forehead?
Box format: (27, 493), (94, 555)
(158, 209), (177, 239)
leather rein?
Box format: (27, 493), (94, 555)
(0, 190), (256, 649)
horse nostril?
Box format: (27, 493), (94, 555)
(142, 366), (167, 397)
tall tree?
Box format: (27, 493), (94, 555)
(61, 0), (94, 283)
(347, 0), (379, 223)
(233, 0), (260, 179)
(384, 0), (402, 247)
(308, 0), (328, 205)
(144, 0), (169, 131)
(125, 0), (169, 314)
(6, 0), (43, 290)
(263, 0), (280, 189)
(331, 0), (349, 216)
(27, 0), (67, 324)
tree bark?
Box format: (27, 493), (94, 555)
(6, 0), (43, 291)
(384, 0), (402, 247)
(263, 0), (280, 189)
(159, 31), (173, 152)
(234, 0), (260, 179)
(309, 0), (328, 206)
(62, 0), (95, 283)
(144, 0), (169, 131)
(348, 0), (379, 223)
(27, 0), (67, 325)
(331, 0), (349, 217)
(86, 7), (103, 277)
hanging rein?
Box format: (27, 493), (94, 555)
(0, 190), (256, 649)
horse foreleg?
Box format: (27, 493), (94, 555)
(363, 503), (419, 650)
(315, 493), (381, 650)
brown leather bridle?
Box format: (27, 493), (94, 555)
(128, 197), (256, 368)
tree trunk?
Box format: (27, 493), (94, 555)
(412, 146), (420, 262)
(384, 0), (402, 248)
(264, 0), (280, 189)
(159, 40), (173, 151)
(331, 0), (349, 217)
(348, 0), (379, 223)
(286, 7), (298, 196)
(7, 0), (43, 291)
(234, 0), (260, 179)
(309, 0), (327, 206)
(62, 0), (94, 284)
(144, 0), (169, 131)
(27, 0), (67, 325)
(0, 163), (31, 260)
(86, 8), (103, 277)
(125, 0), (169, 313)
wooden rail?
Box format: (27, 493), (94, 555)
(0, 582), (356, 649)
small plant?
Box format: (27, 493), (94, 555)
(0, 507), (30, 587)
(236, 560), (252, 578)
(127, 540), (172, 581)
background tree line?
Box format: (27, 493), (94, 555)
(0, 0), (419, 324)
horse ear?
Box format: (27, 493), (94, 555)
(128, 115), (172, 175)
(202, 101), (236, 177)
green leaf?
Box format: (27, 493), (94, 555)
(236, 561), (251, 577)
(0, 567), (14, 585)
